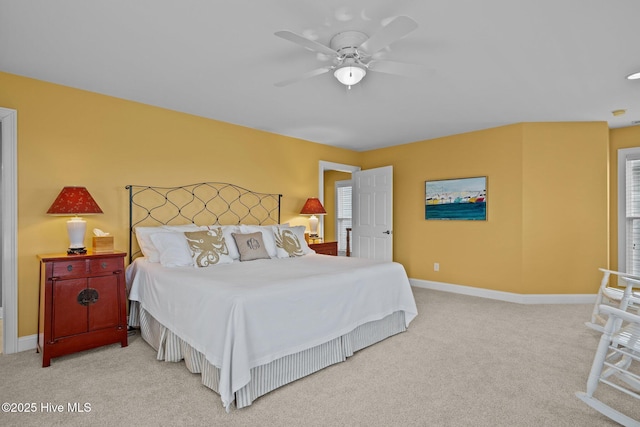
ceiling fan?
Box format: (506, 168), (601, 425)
(274, 16), (421, 88)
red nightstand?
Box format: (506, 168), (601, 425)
(37, 251), (128, 367)
(309, 241), (338, 256)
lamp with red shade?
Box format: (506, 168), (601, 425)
(47, 186), (103, 254)
(300, 197), (326, 238)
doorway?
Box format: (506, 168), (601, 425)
(334, 180), (352, 256)
(318, 161), (395, 261)
(318, 161), (360, 246)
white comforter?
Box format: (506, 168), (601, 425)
(126, 254), (418, 409)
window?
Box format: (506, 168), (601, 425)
(619, 148), (640, 274)
(335, 181), (352, 254)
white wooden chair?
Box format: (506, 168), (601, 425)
(585, 268), (640, 332)
(576, 305), (640, 426)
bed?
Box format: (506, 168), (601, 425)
(125, 182), (418, 410)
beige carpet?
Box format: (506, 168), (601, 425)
(1, 288), (638, 427)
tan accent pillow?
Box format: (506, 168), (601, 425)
(274, 225), (312, 258)
(232, 232), (271, 261)
(184, 228), (233, 267)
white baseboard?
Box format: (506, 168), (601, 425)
(410, 278), (597, 304)
(18, 334), (37, 353)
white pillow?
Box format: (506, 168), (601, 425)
(274, 225), (314, 258)
(239, 225), (279, 258)
(184, 227), (235, 267)
(149, 232), (193, 267)
(134, 224), (202, 262)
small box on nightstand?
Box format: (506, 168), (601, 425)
(92, 236), (114, 253)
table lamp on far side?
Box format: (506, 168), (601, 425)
(300, 197), (326, 238)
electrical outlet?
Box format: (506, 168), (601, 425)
(434, 262), (439, 272)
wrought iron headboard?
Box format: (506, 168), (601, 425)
(126, 182), (282, 262)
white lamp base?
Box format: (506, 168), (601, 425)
(308, 215), (319, 238)
(67, 216), (87, 254)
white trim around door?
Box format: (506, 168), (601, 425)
(1, 107), (18, 354)
(318, 161), (361, 240)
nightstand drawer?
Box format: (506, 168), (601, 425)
(89, 257), (123, 274)
(51, 260), (87, 279)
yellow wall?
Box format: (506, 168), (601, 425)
(521, 123), (609, 293)
(0, 72), (361, 337)
(609, 126), (640, 271)
(361, 122), (609, 294)
(1, 70), (617, 339)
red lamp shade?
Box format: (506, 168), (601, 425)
(300, 198), (326, 215)
(47, 186), (103, 215)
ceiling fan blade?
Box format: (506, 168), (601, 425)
(274, 66), (333, 87)
(359, 16), (418, 56)
(367, 60), (429, 78)
(275, 30), (338, 57)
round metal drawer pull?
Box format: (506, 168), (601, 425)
(67, 265), (73, 271)
(77, 288), (99, 306)
(101, 262), (108, 269)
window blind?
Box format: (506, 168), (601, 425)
(336, 184), (352, 252)
(625, 158), (640, 275)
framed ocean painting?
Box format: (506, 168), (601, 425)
(425, 176), (487, 220)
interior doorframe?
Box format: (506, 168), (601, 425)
(1, 107), (18, 354)
(318, 161), (361, 240)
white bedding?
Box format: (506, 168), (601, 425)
(126, 254), (418, 409)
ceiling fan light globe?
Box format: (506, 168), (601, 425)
(334, 65), (366, 86)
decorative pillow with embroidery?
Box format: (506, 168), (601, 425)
(232, 232), (271, 261)
(184, 227), (234, 267)
(274, 225), (314, 258)
(238, 225), (279, 258)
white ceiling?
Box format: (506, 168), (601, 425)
(1, 0), (639, 151)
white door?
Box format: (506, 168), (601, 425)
(352, 166), (393, 260)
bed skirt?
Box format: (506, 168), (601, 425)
(128, 301), (407, 409)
